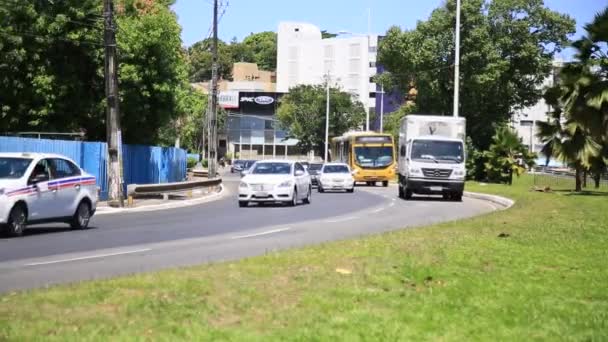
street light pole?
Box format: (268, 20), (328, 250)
(325, 72), (330, 162)
(453, 0), (461, 118)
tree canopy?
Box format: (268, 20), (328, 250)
(0, 0), (194, 145)
(378, 0), (575, 149)
(188, 31), (277, 82)
(276, 85), (366, 157)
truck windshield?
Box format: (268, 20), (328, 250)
(0, 158), (33, 179)
(411, 140), (463, 164)
(354, 147), (393, 168)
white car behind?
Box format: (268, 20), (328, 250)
(318, 163), (355, 193)
(238, 160), (312, 207)
(0, 153), (98, 237)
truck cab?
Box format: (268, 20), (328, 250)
(398, 115), (466, 201)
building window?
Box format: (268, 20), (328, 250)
(349, 59), (359, 73)
(349, 43), (361, 57)
(520, 120), (533, 126)
(369, 46), (377, 53)
(369, 92), (376, 98)
(369, 61), (376, 68)
(324, 45), (334, 59)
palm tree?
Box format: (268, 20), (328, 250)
(537, 7), (608, 191)
(537, 87), (600, 192)
(484, 126), (536, 185)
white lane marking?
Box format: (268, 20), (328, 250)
(323, 216), (359, 223)
(371, 207), (386, 214)
(25, 248), (152, 266)
(231, 227), (291, 239)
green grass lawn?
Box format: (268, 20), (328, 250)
(1, 176), (607, 341)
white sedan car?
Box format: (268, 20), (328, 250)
(318, 163), (355, 193)
(238, 160), (312, 207)
(0, 153), (98, 237)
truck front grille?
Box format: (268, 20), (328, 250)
(421, 168), (452, 178)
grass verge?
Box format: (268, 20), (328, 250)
(1, 176), (607, 340)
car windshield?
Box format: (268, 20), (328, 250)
(354, 147), (393, 168)
(323, 165), (349, 173)
(308, 163), (323, 171)
(251, 162), (291, 175)
(411, 140), (464, 164)
(0, 157), (33, 179)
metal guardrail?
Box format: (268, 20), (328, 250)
(126, 178), (222, 203)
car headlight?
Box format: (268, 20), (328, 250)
(409, 168), (421, 174)
(278, 180), (293, 188)
(239, 182), (249, 189)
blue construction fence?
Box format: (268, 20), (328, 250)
(0, 136), (187, 200)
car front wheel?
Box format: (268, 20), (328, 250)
(3, 204), (27, 237)
(71, 201), (91, 230)
(303, 186), (312, 204)
(289, 188), (298, 207)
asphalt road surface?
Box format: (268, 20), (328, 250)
(0, 173), (497, 292)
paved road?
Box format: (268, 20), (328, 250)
(0, 173), (497, 292)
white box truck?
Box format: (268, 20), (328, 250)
(397, 115), (466, 201)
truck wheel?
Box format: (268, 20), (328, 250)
(453, 192), (463, 202)
(398, 185), (404, 199)
(405, 188), (413, 200)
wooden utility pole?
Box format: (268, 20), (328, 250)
(103, 0), (124, 207)
(207, 0), (219, 178)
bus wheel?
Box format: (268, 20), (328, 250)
(398, 185), (404, 198)
(382, 181), (389, 187)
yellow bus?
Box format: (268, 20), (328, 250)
(330, 132), (396, 186)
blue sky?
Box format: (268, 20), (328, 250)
(172, 0), (605, 59)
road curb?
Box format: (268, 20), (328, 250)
(95, 184), (226, 215)
(463, 191), (514, 210)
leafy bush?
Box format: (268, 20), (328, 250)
(187, 157), (198, 169)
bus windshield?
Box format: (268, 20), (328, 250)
(354, 146), (393, 168)
(411, 140), (464, 164)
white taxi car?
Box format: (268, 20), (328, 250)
(238, 160), (312, 207)
(318, 163), (355, 193)
(0, 153), (98, 237)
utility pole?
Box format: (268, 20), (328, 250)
(453, 0), (461, 117)
(103, 0), (124, 207)
(324, 72), (330, 162)
(208, 0), (219, 178)
(379, 85), (385, 133)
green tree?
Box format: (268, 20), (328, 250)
(116, 0), (190, 144)
(383, 102), (417, 143)
(377, 0), (575, 150)
(187, 38), (234, 82)
(484, 126), (536, 184)
(241, 31), (277, 71)
(0, 0), (191, 145)
(0, 0), (105, 137)
(537, 7), (608, 191)
(276, 85), (366, 157)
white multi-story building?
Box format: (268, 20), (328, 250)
(511, 60), (563, 157)
(277, 22), (378, 116)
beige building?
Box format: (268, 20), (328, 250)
(192, 62), (276, 93)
